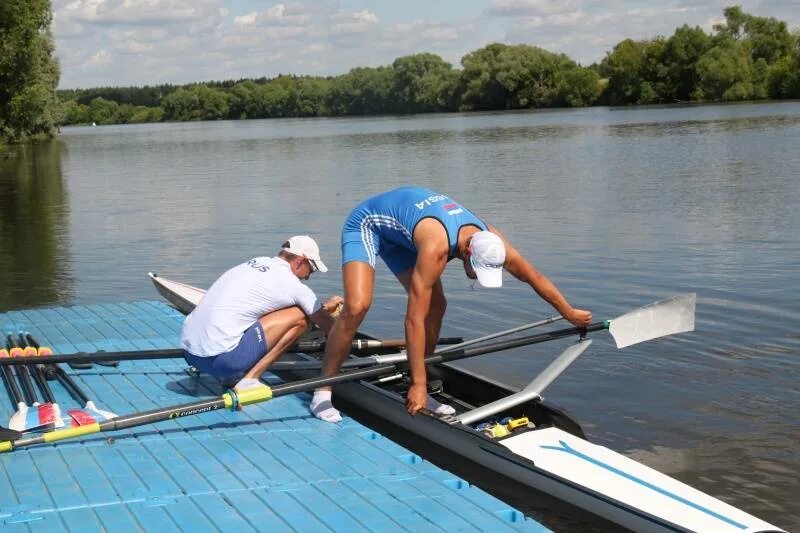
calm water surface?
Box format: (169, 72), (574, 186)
(1, 102), (799, 529)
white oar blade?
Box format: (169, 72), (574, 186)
(84, 401), (117, 421)
(9, 403), (28, 431)
(609, 293), (696, 348)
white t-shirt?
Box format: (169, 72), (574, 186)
(181, 256), (320, 357)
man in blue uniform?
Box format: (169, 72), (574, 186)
(309, 186), (592, 422)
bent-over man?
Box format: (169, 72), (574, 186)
(310, 186), (591, 422)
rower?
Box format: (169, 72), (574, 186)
(311, 186), (592, 422)
(181, 236), (342, 391)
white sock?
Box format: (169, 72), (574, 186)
(234, 377), (262, 391)
(427, 395), (455, 416)
(310, 390), (342, 423)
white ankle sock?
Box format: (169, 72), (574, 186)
(310, 390), (342, 423)
(426, 395), (455, 416)
(234, 377), (261, 391)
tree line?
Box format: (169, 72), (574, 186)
(3, 5), (799, 141)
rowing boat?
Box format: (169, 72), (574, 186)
(149, 272), (783, 532)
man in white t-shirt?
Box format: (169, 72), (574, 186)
(181, 236), (342, 389)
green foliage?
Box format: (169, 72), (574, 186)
(0, 0), (61, 142)
(161, 86), (230, 121)
(663, 25), (713, 101)
(695, 40), (754, 101)
(326, 67), (396, 115)
(392, 53), (457, 113)
(600, 39), (652, 105)
(460, 43), (594, 110)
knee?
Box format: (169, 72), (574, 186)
(295, 313), (310, 330)
(342, 297), (371, 324)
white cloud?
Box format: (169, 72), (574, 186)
(86, 49), (112, 66)
(234, 11), (258, 26)
(329, 9), (379, 35)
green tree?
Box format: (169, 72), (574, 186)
(459, 43), (595, 110)
(326, 67), (395, 115)
(161, 86), (229, 121)
(715, 6), (793, 63)
(392, 53), (457, 113)
(599, 39), (650, 104)
(662, 25), (712, 101)
(694, 40), (754, 101)
(88, 97), (120, 124)
(0, 0), (61, 143)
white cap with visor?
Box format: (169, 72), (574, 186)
(283, 235), (328, 273)
(469, 231), (505, 288)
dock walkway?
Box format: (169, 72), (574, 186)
(0, 300), (548, 531)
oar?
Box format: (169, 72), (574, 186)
(1, 347), (28, 432)
(366, 292), (696, 366)
(25, 336), (117, 422)
(29, 363), (65, 428)
(18, 335), (65, 428)
(0, 335), (465, 366)
(263, 316), (568, 371)
(6, 335), (56, 432)
(0, 294), (695, 452)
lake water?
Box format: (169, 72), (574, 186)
(1, 102), (799, 529)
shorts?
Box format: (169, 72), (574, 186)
(341, 213), (417, 276)
(183, 322), (268, 378)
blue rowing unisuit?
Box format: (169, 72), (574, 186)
(341, 186), (487, 274)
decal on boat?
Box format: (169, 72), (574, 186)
(540, 439), (747, 530)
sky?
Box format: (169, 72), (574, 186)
(52, 0), (800, 89)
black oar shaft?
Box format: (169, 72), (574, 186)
(53, 365), (89, 404)
(1, 365), (22, 406)
(440, 321), (608, 363)
(7, 336), (465, 366)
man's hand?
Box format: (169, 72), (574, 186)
(406, 383), (427, 415)
(566, 308), (592, 327)
(324, 295), (344, 315)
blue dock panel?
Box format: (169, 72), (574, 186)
(0, 300), (550, 531)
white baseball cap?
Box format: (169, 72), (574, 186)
(469, 231), (505, 288)
(282, 235), (328, 273)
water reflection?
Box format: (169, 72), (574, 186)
(0, 140), (73, 311)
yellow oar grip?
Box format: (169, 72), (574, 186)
(0, 441), (12, 453)
(237, 385), (273, 406)
(43, 423), (101, 443)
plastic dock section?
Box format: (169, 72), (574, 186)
(0, 300), (549, 531)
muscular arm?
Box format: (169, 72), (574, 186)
(406, 243), (447, 387)
(404, 221), (449, 411)
(489, 225), (592, 327)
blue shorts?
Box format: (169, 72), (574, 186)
(342, 217), (417, 276)
(183, 322), (268, 378)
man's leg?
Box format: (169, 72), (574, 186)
(394, 271), (454, 416)
(235, 307), (309, 389)
(311, 261), (374, 422)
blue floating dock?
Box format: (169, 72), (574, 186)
(0, 300), (549, 531)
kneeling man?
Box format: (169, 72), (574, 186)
(181, 236), (342, 390)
